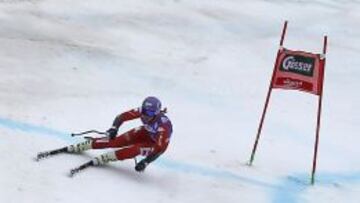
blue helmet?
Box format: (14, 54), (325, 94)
(141, 96), (161, 117)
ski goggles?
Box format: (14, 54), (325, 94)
(142, 109), (157, 117)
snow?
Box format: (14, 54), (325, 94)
(0, 0), (360, 202)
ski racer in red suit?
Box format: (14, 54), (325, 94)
(66, 96), (173, 172)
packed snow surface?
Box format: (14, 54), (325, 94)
(0, 0), (359, 202)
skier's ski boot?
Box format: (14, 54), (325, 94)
(93, 151), (118, 165)
(67, 139), (93, 153)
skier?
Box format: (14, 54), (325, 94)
(37, 96), (173, 176)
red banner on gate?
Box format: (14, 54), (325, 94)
(272, 48), (325, 95)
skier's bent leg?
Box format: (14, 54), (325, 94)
(115, 144), (154, 160)
(91, 131), (139, 149)
(67, 136), (115, 153)
(90, 146), (137, 166)
(91, 144), (153, 166)
(90, 127), (149, 151)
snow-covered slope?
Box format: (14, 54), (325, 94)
(1, 0), (359, 202)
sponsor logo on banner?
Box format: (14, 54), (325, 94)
(283, 78), (303, 89)
(280, 54), (315, 77)
(275, 77), (314, 92)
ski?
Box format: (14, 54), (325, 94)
(69, 160), (94, 177)
(36, 147), (68, 161)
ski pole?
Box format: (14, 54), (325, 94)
(71, 130), (108, 137)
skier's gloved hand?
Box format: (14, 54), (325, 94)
(106, 127), (118, 140)
(135, 160), (149, 172)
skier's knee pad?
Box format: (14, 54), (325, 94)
(67, 140), (92, 153)
(93, 151), (118, 165)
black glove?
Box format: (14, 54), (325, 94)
(106, 127), (118, 140)
(135, 160), (149, 172)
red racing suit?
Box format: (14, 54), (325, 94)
(92, 108), (173, 162)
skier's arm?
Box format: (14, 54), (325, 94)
(107, 108), (141, 139)
(135, 153), (163, 172)
(135, 153), (162, 171)
(135, 126), (170, 172)
(112, 108), (141, 128)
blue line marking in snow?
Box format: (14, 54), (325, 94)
(0, 117), (78, 142)
(272, 174), (309, 203)
(0, 117), (274, 189)
(1, 117), (359, 203)
(157, 158), (277, 189)
(272, 172), (360, 203)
